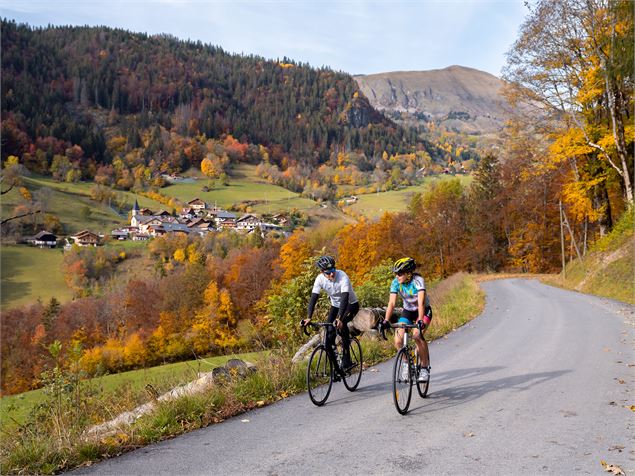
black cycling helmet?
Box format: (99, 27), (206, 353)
(392, 257), (416, 274)
(316, 255), (336, 271)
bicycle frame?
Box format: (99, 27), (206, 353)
(302, 321), (363, 405)
(380, 320), (429, 414)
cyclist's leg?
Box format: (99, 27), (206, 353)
(393, 327), (405, 350)
(413, 306), (432, 367)
(340, 302), (359, 368)
(325, 305), (340, 365)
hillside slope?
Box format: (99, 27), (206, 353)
(354, 65), (512, 134)
(544, 209), (634, 304)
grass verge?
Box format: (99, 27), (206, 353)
(0, 273), (484, 474)
(541, 208), (634, 304)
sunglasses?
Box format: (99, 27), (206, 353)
(323, 268), (336, 275)
(395, 271), (408, 277)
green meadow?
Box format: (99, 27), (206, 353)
(0, 351), (263, 427)
(1, 176), (166, 235)
(345, 174), (473, 218)
(0, 244), (72, 309)
(162, 164), (316, 214)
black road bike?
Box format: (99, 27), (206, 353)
(379, 321), (430, 415)
(302, 321), (363, 406)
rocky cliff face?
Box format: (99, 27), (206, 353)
(354, 65), (514, 134)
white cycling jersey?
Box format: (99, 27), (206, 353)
(312, 269), (358, 308)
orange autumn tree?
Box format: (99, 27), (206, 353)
(336, 213), (403, 282)
(278, 230), (313, 281)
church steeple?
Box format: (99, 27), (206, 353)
(132, 199), (140, 217)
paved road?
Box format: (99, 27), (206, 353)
(75, 279), (635, 475)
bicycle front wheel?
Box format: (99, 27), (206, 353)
(343, 337), (363, 392)
(415, 352), (430, 398)
(393, 348), (413, 415)
(307, 345), (333, 406)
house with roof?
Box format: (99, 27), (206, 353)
(214, 210), (237, 229)
(187, 218), (215, 234)
(110, 228), (129, 240)
(272, 214), (289, 226)
(25, 230), (58, 248)
(162, 223), (191, 235)
(71, 230), (102, 247)
(187, 198), (208, 211)
(180, 207), (197, 220)
(236, 214), (263, 231)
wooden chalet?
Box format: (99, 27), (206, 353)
(71, 230), (102, 247)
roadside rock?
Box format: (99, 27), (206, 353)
(84, 359), (257, 440)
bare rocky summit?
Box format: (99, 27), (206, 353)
(354, 65), (513, 134)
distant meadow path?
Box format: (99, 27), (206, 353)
(74, 279), (634, 475)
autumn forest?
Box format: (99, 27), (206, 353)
(1, 0), (633, 395)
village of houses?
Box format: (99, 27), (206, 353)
(23, 198), (289, 249)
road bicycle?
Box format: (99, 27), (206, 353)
(302, 321), (363, 406)
(379, 320), (430, 415)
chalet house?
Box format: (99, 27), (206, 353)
(261, 222), (282, 232)
(139, 208), (154, 216)
(187, 218), (215, 233)
(214, 211), (237, 229)
(180, 207), (197, 219)
(162, 223), (191, 235)
(25, 231), (58, 248)
(136, 217), (165, 233)
(155, 210), (172, 217)
(110, 229), (129, 240)
(272, 214), (289, 226)
(236, 214), (263, 231)
(187, 198), (208, 211)
(71, 230), (102, 247)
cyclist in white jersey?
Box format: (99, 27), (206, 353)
(382, 257), (432, 382)
(301, 255), (359, 376)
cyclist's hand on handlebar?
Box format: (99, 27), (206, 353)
(334, 318), (343, 330)
(300, 318), (311, 327)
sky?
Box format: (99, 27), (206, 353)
(0, 0), (528, 77)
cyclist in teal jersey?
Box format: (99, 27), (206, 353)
(382, 257), (432, 382)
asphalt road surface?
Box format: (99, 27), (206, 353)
(75, 279), (634, 475)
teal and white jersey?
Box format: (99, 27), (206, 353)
(390, 274), (430, 311)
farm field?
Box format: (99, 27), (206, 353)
(0, 244), (72, 309)
(1, 176), (167, 235)
(0, 351), (263, 427)
(162, 164), (316, 214)
(345, 174), (472, 218)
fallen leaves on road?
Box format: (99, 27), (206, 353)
(256, 400), (265, 407)
(241, 419), (250, 423)
(369, 368), (379, 372)
(627, 405), (635, 412)
(600, 461), (625, 475)
(463, 432), (475, 437)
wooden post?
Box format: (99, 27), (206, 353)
(561, 205), (583, 262)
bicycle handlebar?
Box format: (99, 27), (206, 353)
(301, 320), (336, 337)
(377, 320), (425, 340)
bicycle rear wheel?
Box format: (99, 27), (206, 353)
(307, 345), (333, 406)
(342, 337), (363, 392)
(415, 352), (430, 398)
(393, 348), (412, 415)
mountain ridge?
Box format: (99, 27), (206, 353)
(354, 65), (512, 135)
